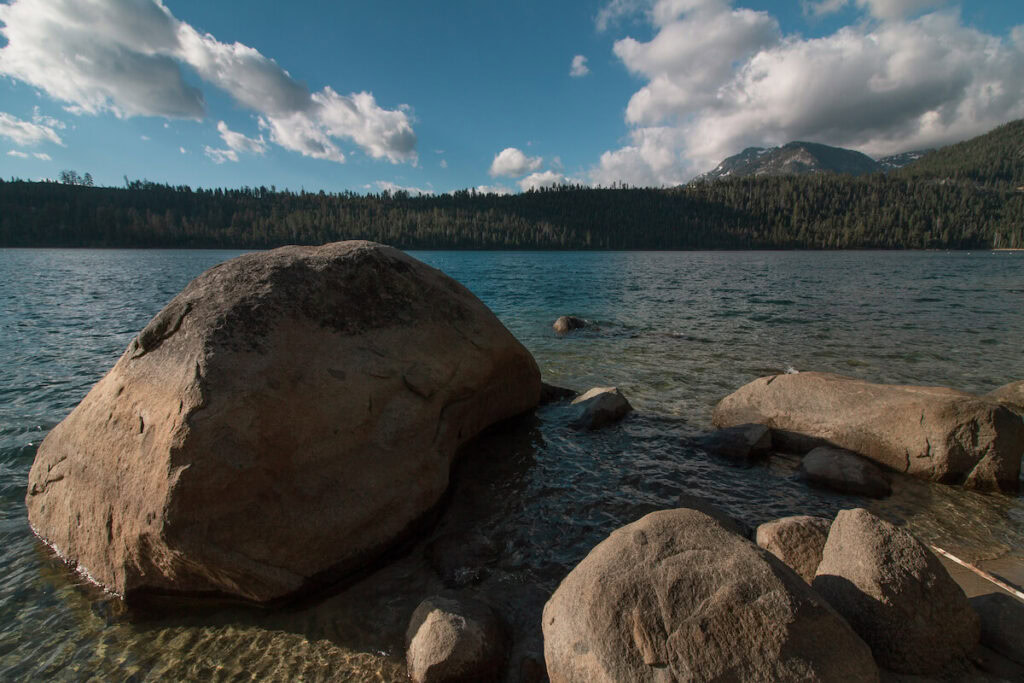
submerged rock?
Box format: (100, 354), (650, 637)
(568, 386), (632, 430)
(539, 382), (576, 404)
(813, 508), (980, 674)
(695, 423), (771, 462)
(799, 446), (892, 498)
(426, 531), (500, 588)
(542, 508), (878, 682)
(755, 515), (832, 583)
(26, 241), (541, 602)
(713, 371), (1023, 492)
(405, 593), (507, 683)
(552, 315), (588, 335)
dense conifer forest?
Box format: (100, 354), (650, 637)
(2, 120), (1022, 250)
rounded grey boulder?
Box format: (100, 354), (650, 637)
(813, 508), (980, 674)
(543, 508), (878, 682)
(26, 241), (541, 602)
(756, 515), (832, 583)
(568, 387), (632, 430)
(552, 315), (588, 335)
(799, 446), (891, 498)
(406, 594), (507, 683)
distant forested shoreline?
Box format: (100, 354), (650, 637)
(3, 120), (1023, 250)
(2, 175), (1021, 250)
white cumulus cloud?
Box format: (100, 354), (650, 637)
(518, 170), (568, 191)
(490, 147), (543, 177)
(0, 111), (65, 147)
(474, 184), (514, 195)
(375, 180), (433, 196)
(570, 55), (590, 77)
(0, 0), (417, 164)
(593, 0), (1024, 186)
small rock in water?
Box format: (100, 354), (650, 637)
(406, 593), (507, 683)
(539, 382), (577, 404)
(756, 515), (832, 583)
(552, 315), (588, 335)
(568, 387), (632, 430)
(695, 423), (771, 463)
(425, 531), (500, 588)
(799, 446), (891, 498)
(813, 508), (980, 674)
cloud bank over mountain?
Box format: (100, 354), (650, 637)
(592, 0), (1024, 185)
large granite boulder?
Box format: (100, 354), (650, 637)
(987, 379), (1024, 417)
(799, 446), (891, 498)
(26, 241), (541, 602)
(813, 508), (980, 674)
(713, 372), (1023, 492)
(405, 594), (507, 683)
(756, 515), (832, 583)
(542, 509), (878, 682)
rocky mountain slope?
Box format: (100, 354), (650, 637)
(697, 141), (934, 181)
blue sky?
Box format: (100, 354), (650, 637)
(1, 0), (1022, 193)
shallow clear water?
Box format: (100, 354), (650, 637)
(1, 248), (1022, 680)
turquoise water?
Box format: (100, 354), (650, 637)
(1, 248), (1022, 679)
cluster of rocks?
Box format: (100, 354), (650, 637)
(23, 242), (1024, 681)
(543, 504), (1022, 681)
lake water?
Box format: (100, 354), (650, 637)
(1, 248), (1022, 680)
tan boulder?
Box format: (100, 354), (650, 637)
(756, 515), (832, 583)
(569, 387), (632, 430)
(405, 594), (507, 683)
(987, 379), (1024, 417)
(713, 372), (1023, 492)
(26, 241), (540, 602)
(542, 509), (878, 682)
(813, 508), (980, 674)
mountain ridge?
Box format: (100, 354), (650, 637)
(696, 140), (927, 182)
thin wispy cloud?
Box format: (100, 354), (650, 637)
(0, 0), (417, 164)
(0, 111), (64, 147)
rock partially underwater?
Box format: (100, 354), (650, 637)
(713, 372), (1023, 492)
(26, 241), (541, 603)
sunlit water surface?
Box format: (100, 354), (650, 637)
(1, 249), (1022, 680)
